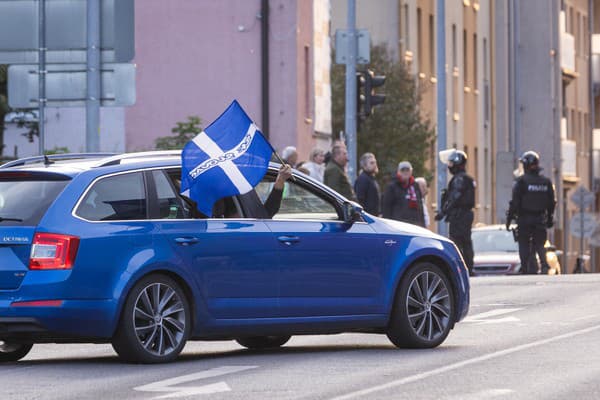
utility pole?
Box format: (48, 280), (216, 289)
(436, 0), (448, 236)
(345, 0), (358, 183)
(86, 0), (101, 152)
(38, 0), (46, 155)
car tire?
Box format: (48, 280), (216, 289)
(112, 274), (191, 363)
(236, 336), (291, 350)
(387, 263), (455, 349)
(0, 341), (33, 362)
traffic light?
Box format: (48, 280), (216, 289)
(356, 72), (366, 118)
(364, 69), (386, 116)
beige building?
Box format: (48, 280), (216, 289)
(331, 0), (495, 226)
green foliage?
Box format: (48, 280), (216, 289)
(45, 146), (70, 155)
(155, 116), (203, 150)
(331, 45), (435, 184)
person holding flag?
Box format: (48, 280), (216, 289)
(180, 100), (291, 218)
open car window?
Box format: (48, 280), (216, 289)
(254, 173), (341, 221)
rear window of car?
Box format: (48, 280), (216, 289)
(76, 172), (147, 221)
(0, 173), (70, 226)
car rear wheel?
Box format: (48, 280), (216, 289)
(112, 274), (191, 363)
(0, 341), (33, 362)
(387, 263), (455, 348)
(236, 336), (291, 350)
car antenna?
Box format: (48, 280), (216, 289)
(43, 155), (54, 167)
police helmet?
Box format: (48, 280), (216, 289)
(447, 150), (467, 167)
(519, 151), (540, 169)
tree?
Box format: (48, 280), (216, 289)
(155, 116), (203, 150)
(331, 45), (435, 184)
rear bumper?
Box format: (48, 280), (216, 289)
(0, 299), (118, 341)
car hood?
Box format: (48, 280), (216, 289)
(377, 217), (447, 240)
(474, 252), (520, 264)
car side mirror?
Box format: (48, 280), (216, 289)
(342, 201), (363, 225)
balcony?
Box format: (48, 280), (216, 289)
(562, 139), (578, 181)
(561, 32), (577, 83)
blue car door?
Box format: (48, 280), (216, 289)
(152, 170), (281, 320)
(256, 179), (386, 318)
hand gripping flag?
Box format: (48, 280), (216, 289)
(180, 100), (274, 216)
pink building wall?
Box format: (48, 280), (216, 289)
(126, 0), (325, 161)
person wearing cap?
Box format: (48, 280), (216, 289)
(506, 151), (556, 274)
(382, 161), (426, 227)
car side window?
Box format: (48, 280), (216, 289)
(255, 177), (339, 220)
(151, 170), (186, 219)
(76, 172), (147, 221)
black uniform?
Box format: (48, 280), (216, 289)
(507, 170), (555, 274)
(440, 171), (476, 275)
(354, 171), (381, 215)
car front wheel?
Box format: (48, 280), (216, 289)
(0, 341), (33, 362)
(112, 274), (191, 363)
(387, 263), (455, 348)
(236, 336), (291, 350)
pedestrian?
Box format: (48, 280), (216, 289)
(435, 150), (476, 276)
(303, 147), (326, 182)
(382, 161), (425, 227)
(354, 152), (381, 215)
(281, 146), (298, 167)
(324, 144), (356, 200)
(414, 177), (430, 228)
(505, 151), (556, 274)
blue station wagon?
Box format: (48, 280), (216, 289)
(0, 152), (469, 363)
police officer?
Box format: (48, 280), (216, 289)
(435, 150), (476, 276)
(506, 151), (556, 274)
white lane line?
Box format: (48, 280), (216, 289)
(443, 388), (515, 399)
(463, 308), (523, 322)
(134, 365), (258, 399)
(329, 323), (600, 400)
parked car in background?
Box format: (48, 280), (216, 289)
(472, 225), (561, 276)
(0, 152), (470, 363)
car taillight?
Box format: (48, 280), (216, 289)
(29, 233), (80, 270)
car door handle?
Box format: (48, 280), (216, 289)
(174, 237), (199, 246)
(277, 236), (300, 246)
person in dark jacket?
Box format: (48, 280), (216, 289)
(506, 151), (556, 274)
(324, 144), (356, 200)
(435, 150), (475, 275)
(382, 161), (425, 227)
(354, 152), (381, 215)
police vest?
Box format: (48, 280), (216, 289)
(449, 173), (475, 209)
(519, 173), (552, 213)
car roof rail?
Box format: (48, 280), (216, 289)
(0, 153), (118, 169)
(93, 150), (182, 167)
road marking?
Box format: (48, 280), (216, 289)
(134, 365), (258, 399)
(329, 324), (600, 400)
(443, 389), (515, 399)
(463, 308), (523, 324)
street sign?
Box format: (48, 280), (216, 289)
(8, 63), (136, 107)
(335, 29), (370, 64)
(0, 0), (134, 63)
(569, 212), (597, 238)
(569, 185), (595, 209)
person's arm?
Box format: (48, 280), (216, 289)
(354, 175), (367, 207)
(264, 164), (292, 218)
(506, 179), (521, 229)
(382, 184), (393, 218)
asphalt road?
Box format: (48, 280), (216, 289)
(3, 274), (600, 400)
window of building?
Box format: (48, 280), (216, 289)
(404, 4), (410, 51)
(463, 29), (468, 87)
(429, 14), (435, 76)
(473, 33), (478, 90)
(417, 8), (423, 72)
(575, 11), (581, 55)
(452, 24), (457, 68)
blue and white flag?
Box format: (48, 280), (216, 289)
(180, 100), (274, 216)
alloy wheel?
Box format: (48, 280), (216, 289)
(405, 271), (452, 341)
(132, 282), (186, 357)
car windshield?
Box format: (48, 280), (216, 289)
(0, 177), (69, 226)
(472, 229), (518, 253)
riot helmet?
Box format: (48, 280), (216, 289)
(519, 151), (540, 172)
(447, 150), (467, 174)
